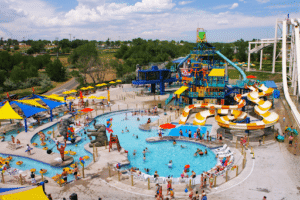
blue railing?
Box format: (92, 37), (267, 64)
(205, 92), (225, 98)
(165, 94), (174, 105)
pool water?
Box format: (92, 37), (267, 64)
(93, 112), (217, 177)
(168, 125), (212, 138)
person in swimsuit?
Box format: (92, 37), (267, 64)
(26, 144), (32, 155)
(61, 169), (68, 184)
(144, 168), (150, 174)
(204, 149), (207, 155)
(57, 139), (67, 162)
(166, 180), (172, 195)
(219, 133), (223, 141)
(133, 150), (136, 156)
(199, 150), (204, 156)
(173, 140), (176, 145)
(179, 129), (183, 139)
(16, 139), (21, 146)
(73, 164), (79, 181)
(209, 173), (214, 188)
(11, 135), (15, 143)
(188, 130), (192, 138)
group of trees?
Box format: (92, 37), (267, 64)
(69, 42), (109, 85)
(0, 51), (66, 92)
(113, 38), (195, 77)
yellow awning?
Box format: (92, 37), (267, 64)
(0, 102), (23, 120)
(174, 86), (189, 95)
(66, 96), (76, 100)
(0, 186), (48, 200)
(97, 96), (106, 99)
(41, 95), (65, 102)
(88, 95), (97, 99)
(116, 80), (122, 82)
(16, 100), (47, 109)
(109, 81), (116, 84)
(208, 69), (225, 77)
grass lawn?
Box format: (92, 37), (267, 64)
(228, 69), (282, 82)
(251, 61), (283, 72)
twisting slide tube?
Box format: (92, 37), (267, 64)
(179, 84), (279, 130)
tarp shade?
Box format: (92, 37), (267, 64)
(0, 187), (24, 194)
(12, 101), (47, 118)
(0, 102), (23, 120)
(0, 186), (48, 200)
(41, 95), (65, 102)
(208, 69), (225, 77)
(16, 100), (47, 109)
(174, 86), (189, 95)
(33, 95), (65, 110)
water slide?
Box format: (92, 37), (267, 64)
(179, 84), (279, 130)
(216, 50), (247, 81)
(281, 20), (300, 129)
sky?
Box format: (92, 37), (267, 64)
(0, 0), (299, 42)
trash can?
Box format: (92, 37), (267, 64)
(158, 103), (162, 108)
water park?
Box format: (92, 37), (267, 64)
(1, 18), (300, 200)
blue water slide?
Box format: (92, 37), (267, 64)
(216, 51), (247, 81)
(176, 55), (191, 70)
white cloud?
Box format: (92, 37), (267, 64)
(178, 1), (193, 5)
(256, 0), (270, 3)
(217, 20), (229, 25)
(230, 3), (239, 9)
(239, 0), (246, 3)
(1, 0), (300, 42)
(212, 5), (230, 10)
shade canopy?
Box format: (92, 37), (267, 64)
(88, 96), (97, 99)
(109, 81), (115, 84)
(159, 123), (176, 129)
(66, 96), (76, 100)
(0, 186), (48, 200)
(208, 69), (225, 77)
(174, 86), (189, 95)
(33, 95), (65, 110)
(0, 102), (23, 120)
(116, 80), (122, 83)
(12, 102), (47, 118)
(80, 108), (94, 112)
(80, 87), (88, 90)
(86, 86), (94, 89)
(42, 95), (65, 102)
(16, 100), (47, 109)
(97, 96), (106, 99)
(102, 83), (107, 86)
(246, 75), (257, 79)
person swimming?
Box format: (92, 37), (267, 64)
(144, 168), (150, 174)
(168, 160), (173, 168)
(137, 117), (140, 121)
(173, 140), (176, 145)
(121, 130), (124, 133)
(133, 150), (136, 156)
(126, 129), (129, 132)
(199, 150), (204, 156)
(204, 149), (207, 155)
(136, 135), (138, 139)
(180, 145), (186, 148)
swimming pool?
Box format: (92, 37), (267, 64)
(168, 125), (212, 138)
(93, 112), (217, 177)
(3, 111), (216, 181)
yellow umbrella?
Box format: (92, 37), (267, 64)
(102, 83), (107, 86)
(87, 86), (94, 89)
(78, 96), (87, 99)
(70, 90), (77, 93)
(88, 95), (97, 99)
(80, 87), (88, 90)
(67, 96), (76, 100)
(63, 91), (71, 94)
(109, 81), (116, 84)
(51, 94), (59, 96)
(97, 96), (106, 99)
(116, 80), (122, 83)
(96, 84), (103, 87)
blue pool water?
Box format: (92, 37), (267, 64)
(168, 125), (212, 138)
(2, 111), (216, 180)
(93, 112), (217, 177)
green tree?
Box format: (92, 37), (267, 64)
(105, 38), (110, 47)
(235, 39), (248, 62)
(46, 59), (66, 82)
(14, 45), (20, 50)
(10, 66), (27, 82)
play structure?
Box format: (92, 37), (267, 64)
(174, 28), (280, 130)
(106, 118), (113, 133)
(132, 65), (177, 95)
(108, 133), (121, 152)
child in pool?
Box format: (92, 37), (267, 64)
(121, 130), (124, 133)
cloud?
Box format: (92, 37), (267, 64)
(178, 1), (193, 5)
(239, 0), (246, 3)
(217, 20), (229, 25)
(212, 5), (230, 10)
(256, 0), (270, 3)
(230, 3), (239, 9)
(1, 0), (300, 42)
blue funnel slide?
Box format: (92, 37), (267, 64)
(216, 51), (247, 81)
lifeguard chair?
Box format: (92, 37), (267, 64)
(109, 133), (121, 152)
